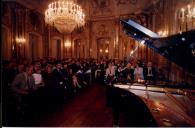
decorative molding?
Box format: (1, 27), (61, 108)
(116, 0), (137, 6)
(91, 0), (113, 16)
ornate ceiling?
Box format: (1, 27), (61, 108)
(4, 0), (160, 20)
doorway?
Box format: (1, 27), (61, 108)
(51, 38), (62, 59)
(97, 38), (109, 59)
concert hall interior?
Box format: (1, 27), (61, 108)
(1, 0), (195, 127)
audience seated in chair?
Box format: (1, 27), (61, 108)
(144, 62), (156, 85)
(105, 62), (116, 85)
(134, 63), (144, 82)
(11, 65), (35, 111)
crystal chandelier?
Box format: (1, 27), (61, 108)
(45, 0), (85, 34)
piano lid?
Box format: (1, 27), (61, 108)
(126, 20), (160, 38)
(121, 19), (195, 74)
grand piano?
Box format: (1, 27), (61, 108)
(106, 19), (195, 127)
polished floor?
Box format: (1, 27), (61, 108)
(39, 84), (113, 127)
(4, 83), (195, 127)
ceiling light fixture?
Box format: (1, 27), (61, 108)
(179, 4), (195, 23)
(45, 0), (85, 34)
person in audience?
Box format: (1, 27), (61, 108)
(11, 65), (35, 110)
(143, 62), (147, 80)
(82, 62), (88, 73)
(116, 65), (126, 83)
(11, 65), (35, 94)
(91, 60), (97, 82)
(72, 75), (82, 90)
(99, 60), (107, 83)
(134, 63), (144, 82)
(62, 63), (69, 78)
(76, 65), (88, 87)
(42, 64), (56, 87)
(83, 62), (92, 85)
(53, 62), (68, 99)
(70, 60), (79, 74)
(105, 62), (116, 85)
(16, 64), (25, 74)
(42, 64), (62, 103)
(53, 62), (67, 87)
(68, 68), (81, 93)
(124, 63), (134, 82)
(32, 64), (44, 89)
(144, 62), (156, 84)
(95, 64), (101, 80)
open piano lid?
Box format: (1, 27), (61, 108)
(121, 19), (195, 74)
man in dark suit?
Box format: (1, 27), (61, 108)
(11, 65), (35, 96)
(53, 62), (67, 86)
(53, 62), (69, 99)
(144, 62), (156, 84)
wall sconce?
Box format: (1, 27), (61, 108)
(99, 49), (103, 53)
(64, 42), (71, 48)
(157, 30), (168, 37)
(105, 49), (109, 53)
(179, 4), (195, 23)
(16, 37), (26, 46)
(15, 37), (26, 59)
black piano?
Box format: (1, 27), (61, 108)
(106, 19), (195, 127)
(121, 19), (195, 74)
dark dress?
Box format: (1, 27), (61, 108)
(43, 71), (64, 103)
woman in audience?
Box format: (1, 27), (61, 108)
(68, 68), (82, 93)
(42, 64), (56, 87)
(105, 62), (116, 85)
(134, 63), (144, 82)
(32, 64), (44, 89)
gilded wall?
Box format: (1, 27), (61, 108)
(1, 0), (158, 61)
(1, 0), (195, 84)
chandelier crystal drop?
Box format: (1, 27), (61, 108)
(45, 0), (85, 34)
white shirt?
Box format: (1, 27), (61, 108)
(147, 67), (153, 76)
(106, 66), (115, 76)
(32, 73), (43, 85)
(134, 67), (144, 80)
